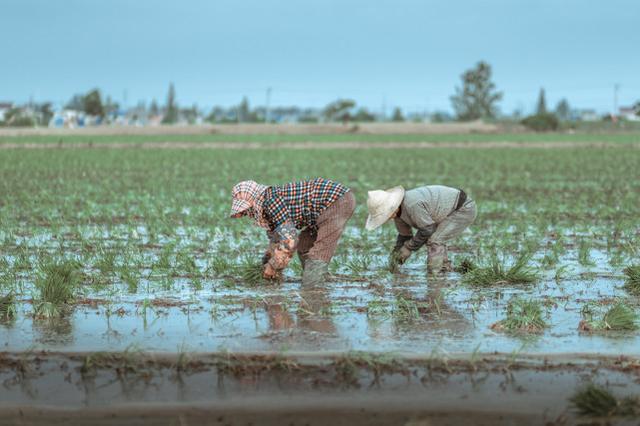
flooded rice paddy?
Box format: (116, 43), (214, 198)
(1, 144), (640, 423)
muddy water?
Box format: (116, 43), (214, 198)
(2, 248), (638, 355)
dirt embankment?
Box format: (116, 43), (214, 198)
(1, 351), (638, 426)
(0, 140), (636, 150)
(0, 121), (500, 137)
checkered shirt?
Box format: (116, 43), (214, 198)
(261, 178), (349, 231)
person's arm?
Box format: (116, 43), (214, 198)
(262, 195), (298, 276)
(393, 203), (437, 265)
(393, 217), (413, 251)
(404, 224), (437, 251)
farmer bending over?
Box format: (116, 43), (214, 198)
(230, 178), (356, 286)
(365, 185), (476, 273)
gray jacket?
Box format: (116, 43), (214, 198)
(394, 185), (462, 251)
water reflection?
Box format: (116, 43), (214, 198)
(33, 316), (74, 345)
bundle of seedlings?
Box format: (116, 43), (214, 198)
(0, 292), (16, 320)
(579, 301), (639, 332)
(462, 252), (539, 287)
(570, 383), (640, 417)
(33, 259), (82, 318)
(237, 257), (280, 286)
(623, 265), (640, 295)
(491, 297), (548, 334)
(387, 250), (403, 273)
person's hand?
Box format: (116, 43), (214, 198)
(263, 262), (278, 280)
(398, 245), (412, 264)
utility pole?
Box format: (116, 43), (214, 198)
(613, 83), (620, 121)
(265, 87), (272, 123)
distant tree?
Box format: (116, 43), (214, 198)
(635, 101), (640, 117)
(521, 113), (559, 132)
(450, 61), (503, 121)
(149, 99), (159, 116)
(555, 98), (570, 121)
(353, 108), (375, 122)
(431, 111), (452, 123)
(391, 107), (405, 122)
(83, 89), (104, 117)
(323, 99), (356, 123)
(536, 88), (547, 115)
(162, 83), (178, 124)
(35, 102), (54, 126)
(66, 94), (84, 111)
(238, 97), (250, 122)
(182, 104), (199, 124)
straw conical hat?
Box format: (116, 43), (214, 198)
(365, 186), (405, 230)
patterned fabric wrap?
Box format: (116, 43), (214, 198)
(261, 178), (348, 231)
(230, 180), (271, 228)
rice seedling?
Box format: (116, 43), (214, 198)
(94, 248), (117, 276)
(176, 250), (198, 275)
(578, 238), (595, 267)
(119, 267), (140, 294)
(570, 383), (640, 417)
(0, 292), (16, 320)
(462, 252), (539, 287)
(33, 259), (82, 318)
(345, 254), (372, 275)
(540, 249), (559, 269)
(387, 250), (402, 273)
(623, 265), (640, 295)
(579, 301), (639, 332)
(366, 299), (390, 320)
(491, 298), (548, 334)
(391, 295), (429, 324)
(208, 256), (231, 277)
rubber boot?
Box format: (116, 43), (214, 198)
(427, 243), (447, 274)
(302, 259), (328, 287)
(298, 252), (307, 269)
(441, 246), (453, 272)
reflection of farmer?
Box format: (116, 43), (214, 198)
(230, 178), (356, 286)
(365, 185), (477, 273)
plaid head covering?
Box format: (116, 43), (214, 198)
(230, 180), (270, 228)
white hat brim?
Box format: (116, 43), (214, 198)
(365, 186), (405, 230)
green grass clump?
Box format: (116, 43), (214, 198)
(453, 257), (476, 274)
(208, 256), (231, 277)
(0, 293), (16, 320)
(580, 301), (639, 332)
(623, 265), (640, 294)
(462, 252), (538, 287)
(570, 384), (640, 417)
(34, 259), (82, 318)
(492, 298), (548, 334)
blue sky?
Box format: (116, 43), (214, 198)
(2, 0), (639, 115)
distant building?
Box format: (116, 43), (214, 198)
(49, 109), (86, 128)
(574, 109), (599, 122)
(0, 102), (13, 121)
(619, 106), (640, 121)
